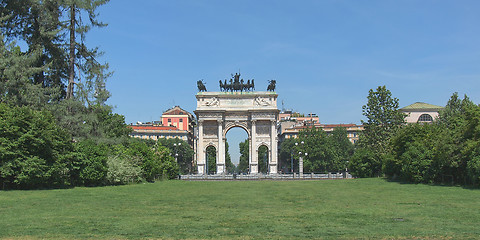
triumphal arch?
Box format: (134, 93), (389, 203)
(195, 75), (279, 175)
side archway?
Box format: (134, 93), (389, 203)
(257, 144), (270, 174)
(205, 144), (217, 174)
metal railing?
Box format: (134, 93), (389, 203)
(179, 172), (353, 180)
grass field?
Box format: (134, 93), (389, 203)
(1, 178), (479, 239)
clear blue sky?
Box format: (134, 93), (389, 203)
(88, 0), (480, 163)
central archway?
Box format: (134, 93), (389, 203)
(195, 91), (279, 175)
(225, 126), (249, 173)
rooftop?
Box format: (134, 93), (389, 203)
(401, 102), (444, 111)
(163, 106), (193, 116)
(130, 125), (180, 131)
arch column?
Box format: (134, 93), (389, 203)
(197, 120), (205, 175)
(250, 120), (258, 174)
(270, 120), (278, 174)
(217, 120), (225, 174)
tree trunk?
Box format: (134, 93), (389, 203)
(66, 5), (75, 99)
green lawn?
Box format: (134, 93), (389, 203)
(1, 178), (479, 239)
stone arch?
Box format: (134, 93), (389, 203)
(204, 144), (217, 175)
(256, 143), (270, 174)
(204, 142), (217, 152)
(224, 121), (250, 138)
(195, 91), (279, 175)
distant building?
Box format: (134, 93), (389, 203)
(161, 106), (195, 132)
(130, 125), (190, 142)
(278, 111), (319, 125)
(400, 102), (444, 124)
(130, 106), (195, 146)
(277, 110), (363, 144)
(279, 123), (363, 144)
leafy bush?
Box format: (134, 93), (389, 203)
(0, 104), (74, 189)
(385, 94), (480, 186)
(74, 140), (109, 186)
(106, 155), (143, 185)
(349, 148), (380, 178)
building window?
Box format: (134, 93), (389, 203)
(180, 119), (183, 122)
(168, 118), (171, 122)
(418, 114), (433, 122)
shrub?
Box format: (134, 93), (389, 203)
(349, 148), (381, 178)
(73, 140), (109, 186)
(0, 104), (75, 189)
(106, 155), (143, 185)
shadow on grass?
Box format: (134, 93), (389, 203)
(383, 176), (479, 190)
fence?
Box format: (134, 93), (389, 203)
(180, 172), (353, 181)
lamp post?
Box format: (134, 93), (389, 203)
(290, 148), (294, 174)
(290, 142), (299, 175)
(299, 151), (307, 178)
(173, 142), (181, 163)
(296, 141), (307, 178)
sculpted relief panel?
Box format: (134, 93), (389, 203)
(256, 120), (271, 136)
(203, 121), (218, 137)
(254, 97), (272, 106)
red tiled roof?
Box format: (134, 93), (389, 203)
(163, 109), (186, 115)
(163, 106), (192, 116)
(130, 125), (179, 131)
(322, 124), (357, 128)
(290, 124), (361, 130)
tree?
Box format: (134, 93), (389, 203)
(330, 127), (354, 171)
(238, 139), (249, 173)
(0, 103), (75, 189)
(359, 86), (405, 154)
(437, 94), (480, 185)
(74, 139), (109, 186)
(224, 141), (235, 174)
(279, 138), (296, 173)
(354, 86), (405, 177)
(298, 127), (332, 173)
(349, 148), (378, 178)
(62, 0), (111, 103)
(157, 138), (194, 174)
(206, 146), (216, 174)
(1, 0), (67, 94)
(258, 145), (268, 173)
(0, 33), (59, 108)
(1, 0), (111, 105)
(383, 93), (480, 186)
(386, 123), (444, 183)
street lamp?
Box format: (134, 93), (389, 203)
(299, 151), (307, 178)
(290, 141), (301, 174)
(295, 141), (307, 178)
(173, 142), (181, 163)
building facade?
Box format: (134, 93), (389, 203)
(130, 106), (195, 145)
(130, 125), (189, 142)
(277, 111), (363, 144)
(278, 123), (363, 144)
(400, 102), (443, 124)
